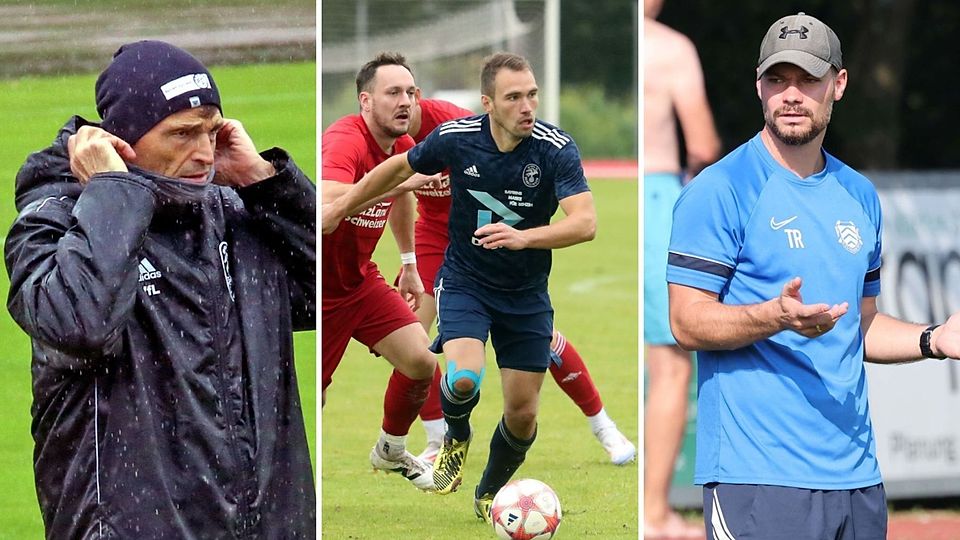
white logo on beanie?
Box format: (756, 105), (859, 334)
(193, 73), (211, 89)
(160, 73), (211, 101)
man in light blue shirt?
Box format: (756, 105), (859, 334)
(668, 12), (960, 539)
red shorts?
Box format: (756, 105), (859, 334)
(321, 273), (419, 391)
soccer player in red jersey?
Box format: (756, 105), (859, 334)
(321, 52), (440, 491)
(406, 94), (636, 466)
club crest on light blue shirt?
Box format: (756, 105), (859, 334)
(835, 220), (863, 254)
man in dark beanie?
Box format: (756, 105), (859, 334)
(5, 40), (316, 538)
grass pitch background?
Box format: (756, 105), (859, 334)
(0, 62), (316, 537)
(321, 180), (639, 538)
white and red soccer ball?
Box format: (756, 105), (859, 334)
(491, 478), (562, 539)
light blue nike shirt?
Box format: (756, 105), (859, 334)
(667, 132), (884, 489)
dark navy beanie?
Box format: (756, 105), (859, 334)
(95, 41), (222, 145)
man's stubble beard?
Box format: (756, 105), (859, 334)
(491, 110), (532, 142)
(764, 100), (833, 146)
(373, 108), (408, 139)
(381, 124), (407, 139)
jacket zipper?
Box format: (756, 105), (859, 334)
(201, 258), (255, 536)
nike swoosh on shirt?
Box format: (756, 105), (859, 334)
(770, 216), (798, 230)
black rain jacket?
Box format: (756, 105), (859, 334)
(4, 117), (316, 539)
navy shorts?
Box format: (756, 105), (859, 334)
(430, 268), (553, 372)
(704, 482), (887, 540)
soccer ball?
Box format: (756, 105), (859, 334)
(491, 478), (562, 539)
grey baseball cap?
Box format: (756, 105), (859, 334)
(757, 12), (842, 79)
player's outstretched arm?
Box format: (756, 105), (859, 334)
(862, 297), (959, 363)
(668, 277), (848, 351)
(321, 152), (415, 234)
(322, 173), (440, 215)
(321, 180), (353, 205)
(474, 191), (596, 251)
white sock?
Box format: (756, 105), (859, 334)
(378, 430), (408, 458)
(422, 418), (446, 444)
(587, 408), (615, 433)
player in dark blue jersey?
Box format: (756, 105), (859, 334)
(323, 52), (596, 521)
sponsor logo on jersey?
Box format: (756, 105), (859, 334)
(346, 201), (390, 229)
(469, 190), (523, 247)
(415, 173), (451, 198)
(464, 165), (480, 178)
(522, 163), (541, 187)
(835, 220), (863, 253)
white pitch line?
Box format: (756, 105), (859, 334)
(567, 273), (634, 295)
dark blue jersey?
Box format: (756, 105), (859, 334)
(407, 114), (589, 292)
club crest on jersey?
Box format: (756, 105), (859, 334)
(835, 220), (863, 254)
(522, 163), (541, 187)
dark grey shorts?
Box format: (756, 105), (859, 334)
(703, 482), (887, 540)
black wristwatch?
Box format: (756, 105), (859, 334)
(920, 324), (947, 359)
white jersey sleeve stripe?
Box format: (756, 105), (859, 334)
(438, 126), (482, 136)
(532, 124), (570, 149)
(534, 122), (570, 143)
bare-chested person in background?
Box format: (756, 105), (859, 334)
(643, 0), (720, 537)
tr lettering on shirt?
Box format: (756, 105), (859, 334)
(785, 228), (805, 249)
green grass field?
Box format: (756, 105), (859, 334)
(321, 180), (639, 538)
(0, 62), (316, 538)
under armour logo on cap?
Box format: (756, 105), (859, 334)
(779, 26), (809, 39)
(758, 12), (842, 79)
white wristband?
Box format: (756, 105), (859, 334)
(400, 252), (417, 265)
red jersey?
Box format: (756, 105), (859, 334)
(411, 99), (474, 239)
(322, 114), (415, 305)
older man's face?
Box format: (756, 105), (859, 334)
(131, 105), (224, 183)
